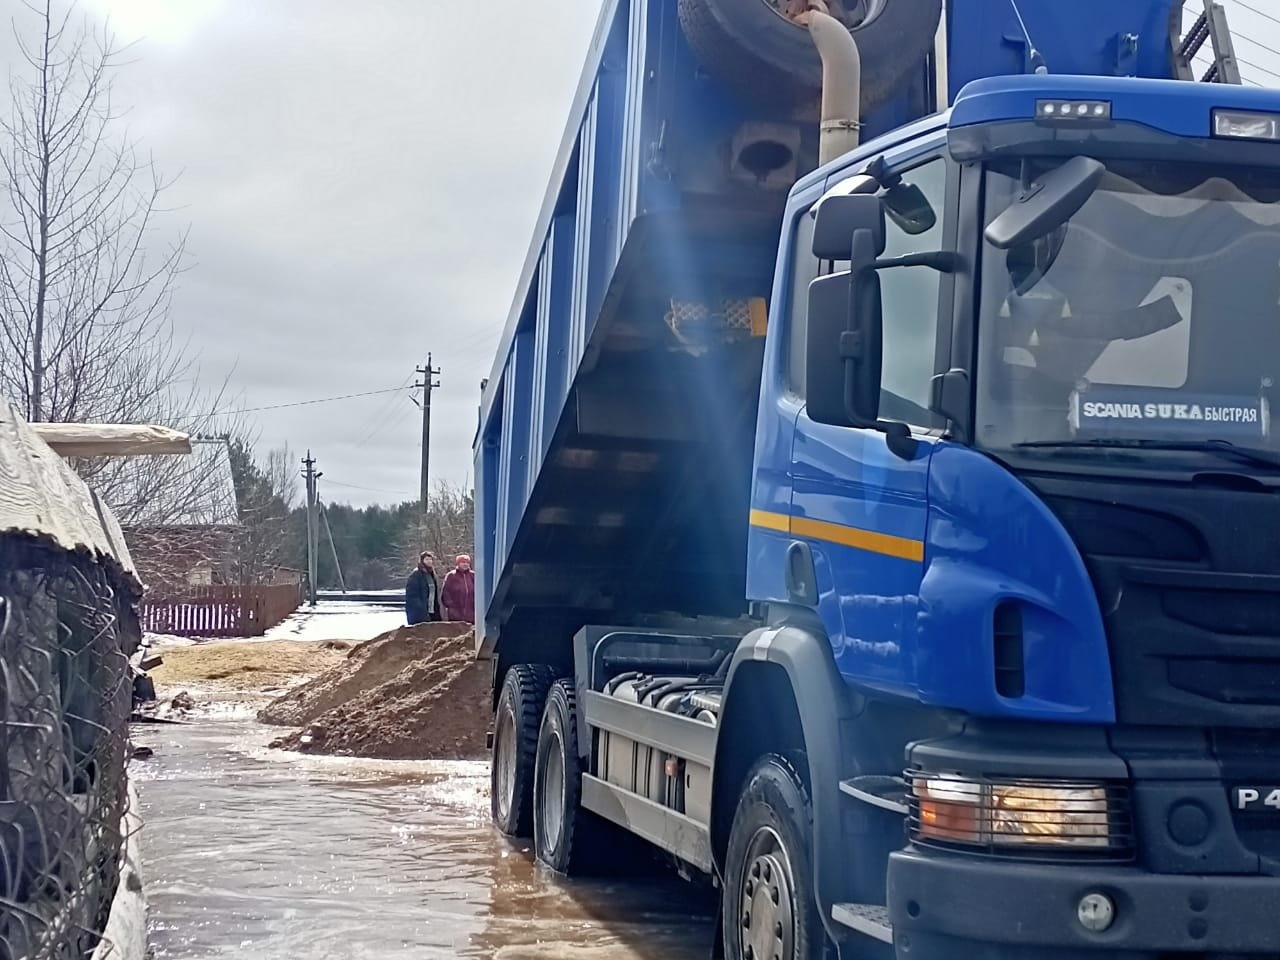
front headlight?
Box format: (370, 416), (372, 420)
(907, 772), (1132, 857)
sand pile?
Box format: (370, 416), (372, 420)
(259, 621), (490, 760)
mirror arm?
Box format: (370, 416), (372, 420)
(838, 229), (882, 430)
(838, 356), (919, 455)
(839, 333), (877, 430)
(879, 419), (918, 459)
(833, 237), (947, 452)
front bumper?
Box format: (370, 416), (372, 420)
(888, 847), (1280, 959)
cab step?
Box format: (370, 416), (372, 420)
(839, 775), (908, 814)
(832, 903), (893, 943)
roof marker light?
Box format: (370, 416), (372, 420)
(1036, 100), (1111, 124)
(1213, 109), (1280, 142)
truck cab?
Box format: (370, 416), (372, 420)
(752, 72), (1280, 958)
(476, 2), (1280, 958)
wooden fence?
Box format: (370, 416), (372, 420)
(140, 583), (301, 638)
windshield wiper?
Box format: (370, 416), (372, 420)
(1013, 438), (1280, 470)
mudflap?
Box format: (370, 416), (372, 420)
(709, 898), (725, 960)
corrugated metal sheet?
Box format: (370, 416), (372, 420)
(0, 398), (139, 584)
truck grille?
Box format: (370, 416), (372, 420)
(1029, 477), (1280, 728)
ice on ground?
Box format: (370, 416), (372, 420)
(145, 600), (405, 646)
(143, 632), (199, 648)
(262, 600), (405, 644)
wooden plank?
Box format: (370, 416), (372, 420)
(28, 422), (192, 457)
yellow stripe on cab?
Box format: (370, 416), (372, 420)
(749, 509), (924, 563)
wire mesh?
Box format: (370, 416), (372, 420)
(0, 536), (140, 960)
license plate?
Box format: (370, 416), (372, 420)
(1233, 786), (1280, 811)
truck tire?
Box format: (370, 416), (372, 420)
(532, 679), (603, 874)
(677, 0), (943, 117)
(723, 755), (829, 960)
(491, 663), (556, 838)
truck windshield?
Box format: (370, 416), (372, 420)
(975, 158), (1280, 468)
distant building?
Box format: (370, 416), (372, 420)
(265, 564), (303, 587)
(116, 438), (241, 592)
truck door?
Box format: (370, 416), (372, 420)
(790, 148), (952, 697)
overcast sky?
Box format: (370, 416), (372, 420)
(5, 0), (1280, 508)
(24, 0), (606, 508)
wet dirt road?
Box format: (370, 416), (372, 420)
(133, 720), (716, 960)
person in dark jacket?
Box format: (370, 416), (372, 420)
(404, 551), (440, 625)
(440, 554), (475, 623)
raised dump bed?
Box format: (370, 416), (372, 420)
(472, 0), (946, 657)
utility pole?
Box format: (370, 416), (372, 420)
(415, 353), (441, 513)
(301, 450), (321, 607)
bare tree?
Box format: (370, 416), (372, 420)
(227, 435), (299, 586)
(0, 0), (226, 523)
(119, 434), (244, 591)
(396, 480), (474, 572)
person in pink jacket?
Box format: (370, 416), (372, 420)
(440, 554), (476, 623)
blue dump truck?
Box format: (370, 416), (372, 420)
(474, 0), (1280, 956)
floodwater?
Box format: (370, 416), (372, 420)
(133, 720), (716, 960)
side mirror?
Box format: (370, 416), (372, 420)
(884, 181), (937, 236)
(812, 193), (886, 262)
(805, 262), (883, 428)
(984, 156), (1105, 250)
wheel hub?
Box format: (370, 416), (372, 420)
(494, 708), (516, 821)
(541, 730), (566, 851)
(739, 832), (796, 960)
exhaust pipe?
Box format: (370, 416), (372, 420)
(808, 9), (862, 165)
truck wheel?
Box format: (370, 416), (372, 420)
(533, 679), (600, 874)
(723, 755), (828, 960)
(677, 0), (943, 117)
(491, 663), (556, 837)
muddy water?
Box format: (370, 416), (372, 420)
(133, 721), (716, 960)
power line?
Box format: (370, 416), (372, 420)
(1237, 54), (1280, 82)
(353, 401), (416, 452)
(322, 477), (418, 497)
(317, 498), (348, 593)
(1181, 4), (1280, 81)
(1187, 41), (1280, 83)
(1191, 49), (1279, 80)
(351, 371), (417, 448)
(452, 319), (507, 355)
(353, 373), (418, 450)
(1232, 0), (1280, 30)
(197, 384), (410, 418)
(1234, 31), (1280, 61)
